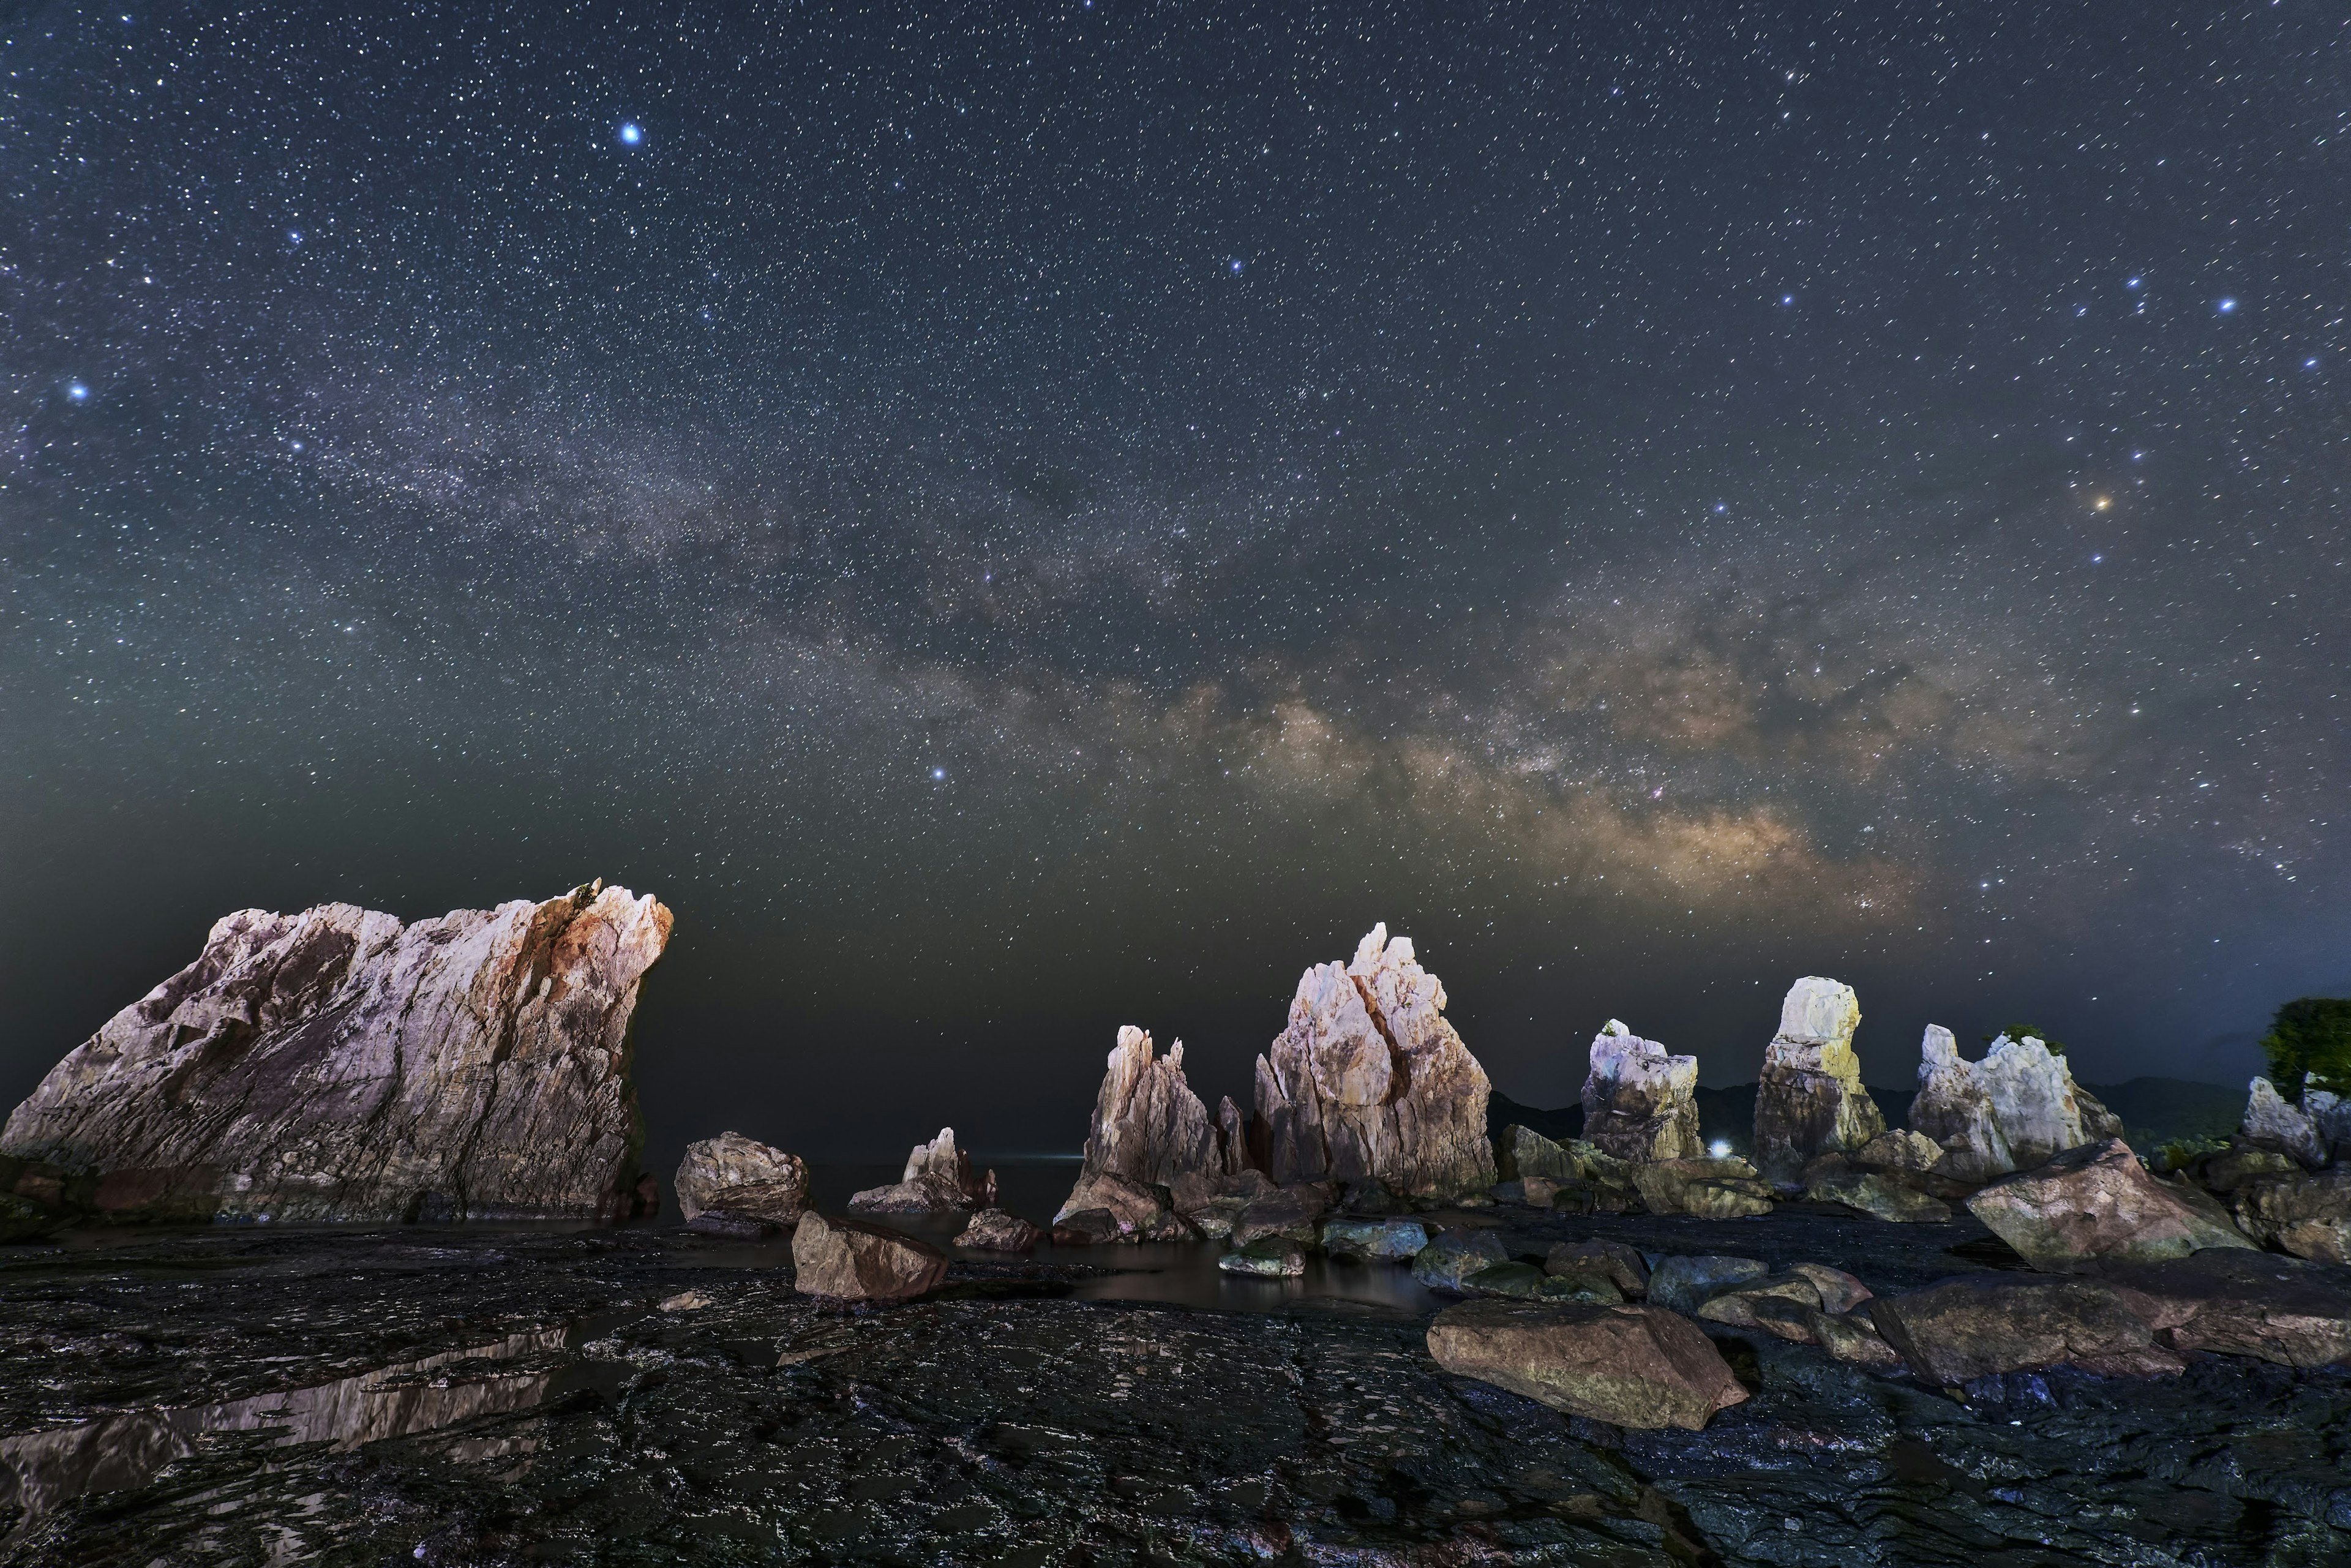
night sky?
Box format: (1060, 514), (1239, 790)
(5, 2), (2347, 1171)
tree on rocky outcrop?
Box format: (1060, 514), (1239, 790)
(2260, 998), (2351, 1101)
(1983, 1024), (2066, 1054)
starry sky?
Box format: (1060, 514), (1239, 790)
(4, 1), (2347, 1167)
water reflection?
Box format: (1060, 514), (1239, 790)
(0, 1326), (571, 1521)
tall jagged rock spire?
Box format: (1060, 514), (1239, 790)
(1251, 924), (1494, 1199)
(1751, 976), (1886, 1190)
(1581, 1021), (1703, 1162)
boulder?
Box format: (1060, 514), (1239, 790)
(1220, 1237), (1307, 1277)
(1426, 1301), (1751, 1431)
(1231, 1183), (1330, 1248)
(1908, 1025), (2015, 1182)
(1320, 1216), (1429, 1262)
(1580, 1021), (1702, 1163)
(1867, 1275), (2183, 1384)
(1751, 977), (1887, 1190)
(673, 1132), (809, 1233)
(790, 1212), (948, 1303)
(2240, 1078), (2328, 1168)
(2094, 1249), (2351, 1368)
(1813, 1308), (1906, 1371)
(1967, 1139), (2257, 1270)
(0, 882), (670, 1223)
(1051, 1207), (1123, 1247)
(1058, 1026), (1245, 1220)
(2195, 1146), (2304, 1195)
(1184, 1195), (1248, 1240)
(1629, 1156), (1774, 1218)
(1464, 1261), (1552, 1299)
(1537, 1270), (1626, 1304)
(1854, 1128), (1944, 1173)
(1647, 1254), (1769, 1315)
(2229, 1165), (2351, 1264)
(1494, 1123), (1583, 1183)
(954, 1209), (1044, 1252)
(1052, 1171), (1174, 1237)
(1805, 1167), (1951, 1223)
(1544, 1239), (1649, 1297)
(1696, 1264), (1871, 1338)
(2307, 1084), (2351, 1159)
(1253, 926), (1495, 1200)
(1411, 1230), (1511, 1292)
(1336, 1176), (1403, 1214)
(850, 1128), (996, 1216)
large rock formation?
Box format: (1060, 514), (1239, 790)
(674, 1133), (809, 1232)
(1580, 1021), (1701, 1162)
(1966, 1139), (2255, 1270)
(1252, 925), (1494, 1200)
(0, 882), (670, 1223)
(1979, 1033), (2100, 1168)
(1911, 1029), (2120, 1181)
(1752, 977), (1886, 1190)
(1908, 1026), (2014, 1182)
(849, 1128), (996, 1215)
(1057, 1027), (1243, 1220)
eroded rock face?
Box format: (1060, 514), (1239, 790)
(953, 1209), (1044, 1253)
(1060, 1027), (1240, 1220)
(1628, 1156), (1774, 1218)
(1966, 1139), (2256, 1270)
(0, 883), (670, 1223)
(790, 1213), (947, 1303)
(2240, 1078), (2329, 1168)
(850, 1128), (996, 1215)
(1253, 926), (1494, 1199)
(1752, 977), (1886, 1190)
(1979, 1035), (2094, 1169)
(2229, 1165), (2351, 1264)
(1909, 1027), (2113, 1182)
(2095, 1250), (2351, 1368)
(1908, 1026), (2014, 1183)
(1426, 1301), (1750, 1431)
(1805, 1166), (1951, 1224)
(674, 1133), (808, 1232)
(1580, 1022), (1702, 1163)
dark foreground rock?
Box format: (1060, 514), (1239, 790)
(1967, 1138), (2255, 1269)
(790, 1212), (948, 1302)
(1427, 1299), (1750, 1429)
(0, 882), (670, 1223)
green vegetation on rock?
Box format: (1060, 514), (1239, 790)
(1983, 1024), (2066, 1054)
(2260, 998), (2351, 1102)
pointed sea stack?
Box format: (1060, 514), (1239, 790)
(0, 882), (671, 1223)
(1580, 1020), (1703, 1163)
(1751, 976), (1886, 1191)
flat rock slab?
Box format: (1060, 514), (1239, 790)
(1967, 1138), (2255, 1270)
(2095, 1249), (2351, 1369)
(1427, 1299), (1750, 1430)
(1867, 1274), (2182, 1384)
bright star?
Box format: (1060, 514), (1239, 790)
(2217, 297), (2237, 313)
(931, 767), (946, 781)
(2306, 358), (2319, 368)
(1780, 294), (1793, 305)
(618, 122), (643, 145)
(2127, 277), (2141, 288)
(1229, 258), (1243, 273)
(288, 230), (303, 245)
(66, 382), (89, 402)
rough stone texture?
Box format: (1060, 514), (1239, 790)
(1804, 1167), (1952, 1223)
(2308, 1085), (2351, 1158)
(1977, 1034), (2094, 1170)
(1049, 1208), (1122, 1247)
(1544, 1238), (1649, 1297)
(1907, 1024), (2014, 1183)
(1409, 1230), (1510, 1292)
(1751, 977), (1886, 1190)
(1853, 1128), (1944, 1172)
(2094, 1249), (2351, 1368)
(1967, 1138), (2257, 1270)
(1629, 1156), (1775, 1218)
(789, 1212), (948, 1303)
(673, 1132), (808, 1231)
(1218, 1237), (1307, 1277)
(1253, 925), (1495, 1200)
(849, 1128), (996, 1215)
(953, 1209), (1044, 1252)
(1492, 1123), (1583, 1182)
(2241, 1076), (2330, 1168)
(1646, 1255), (1769, 1315)
(1319, 1217), (1428, 1261)
(0, 882), (669, 1223)
(1426, 1300), (1750, 1431)
(2230, 1165), (2351, 1264)
(1060, 1027), (1236, 1219)
(1231, 1183), (1330, 1248)
(1867, 1275), (2183, 1384)
(1580, 1021), (1702, 1163)
(1052, 1171), (1172, 1236)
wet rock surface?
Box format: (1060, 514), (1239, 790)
(1, 1201), (2348, 1564)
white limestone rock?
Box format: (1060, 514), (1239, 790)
(1751, 977), (1886, 1190)
(1253, 925), (1495, 1200)
(2240, 1078), (2329, 1169)
(1908, 1025), (2015, 1183)
(1580, 1021), (1702, 1163)
(1979, 1035), (2093, 1170)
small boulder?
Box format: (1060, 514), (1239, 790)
(1494, 1123), (1584, 1182)
(2240, 1078), (2329, 1168)
(1184, 1196), (1250, 1240)
(1320, 1216), (1430, 1262)
(2195, 1147), (2303, 1195)
(1051, 1207), (1123, 1247)
(1966, 1139), (2257, 1270)
(2229, 1165), (2351, 1265)
(674, 1131), (810, 1233)
(791, 1212), (948, 1303)
(1426, 1300), (1751, 1430)
(1696, 1273), (1828, 1331)
(1867, 1275), (2182, 1384)
(1054, 1171), (1175, 1236)
(1411, 1230), (1512, 1292)
(1220, 1237), (1307, 1277)
(1231, 1183), (1331, 1248)
(1815, 1308), (1907, 1371)
(1647, 1254), (1769, 1315)
(1544, 1238), (1650, 1297)
(1854, 1128), (1944, 1172)
(1630, 1157), (1774, 1218)
(1805, 1168), (1952, 1223)
(1789, 1262), (1874, 1315)
(1539, 1270), (1626, 1304)
(1464, 1261), (1552, 1299)
(954, 1208), (1044, 1252)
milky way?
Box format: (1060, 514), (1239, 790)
(4, 1), (2345, 1159)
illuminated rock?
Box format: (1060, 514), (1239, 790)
(850, 1127), (997, 1215)
(1751, 977), (1886, 1190)
(1056, 1026), (1239, 1222)
(674, 1132), (809, 1232)
(1580, 1021), (1702, 1163)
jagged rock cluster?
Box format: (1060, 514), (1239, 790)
(0, 882), (670, 1223)
(1751, 977), (1887, 1190)
(1580, 1021), (1701, 1162)
(1056, 1026), (1248, 1225)
(850, 1128), (996, 1215)
(1910, 1027), (2122, 1181)
(1252, 925), (1496, 1200)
